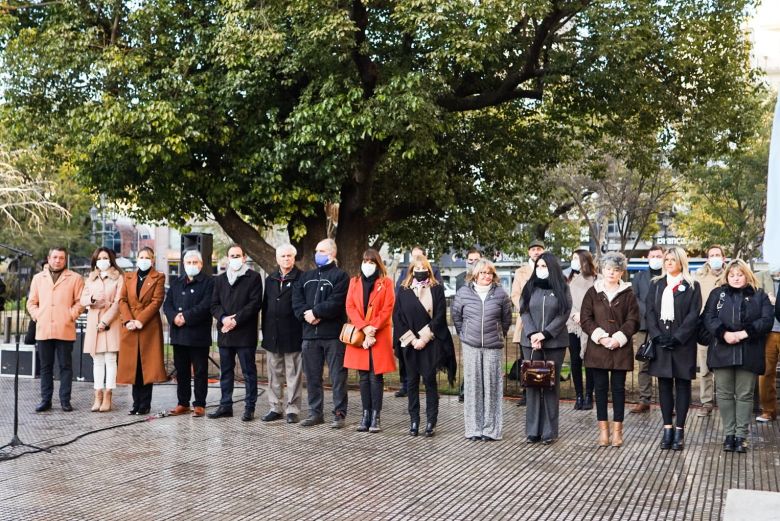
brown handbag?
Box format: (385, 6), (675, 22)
(520, 349), (556, 388)
(339, 285), (375, 346)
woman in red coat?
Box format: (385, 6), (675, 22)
(344, 249), (396, 433)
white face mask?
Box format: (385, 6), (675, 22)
(536, 268), (550, 280)
(648, 258), (663, 271)
(136, 258), (152, 271)
(361, 262), (377, 278)
(229, 258), (244, 271)
(96, 259), (111, 272)
(184, 265), (201, 278)
(709, 258), (723, 271)
(570, 258), (581, 272)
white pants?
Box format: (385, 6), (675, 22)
(93, 352), (118, 390)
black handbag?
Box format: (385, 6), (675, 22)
(635, 337), (655, 362)
(520, 349), (556, 388)
(23, 319), (36, 345)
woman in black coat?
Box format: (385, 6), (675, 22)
(393, 254), (456, 437)
(702, 259), (774, 453)
(646, 246), (702, 451)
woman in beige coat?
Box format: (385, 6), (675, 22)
(117, 247), (167, 415)
(80, 248), (125, 412)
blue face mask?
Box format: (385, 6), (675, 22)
(315, 252), (330, 267)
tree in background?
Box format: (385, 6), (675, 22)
(677, 93), (773, 259)
(0, 1), (762, 273)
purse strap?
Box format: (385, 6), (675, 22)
(530, 348), (546, 361)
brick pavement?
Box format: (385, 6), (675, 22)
(0, 378), (778, 520)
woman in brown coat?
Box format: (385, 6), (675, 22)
(80, 247), (125, 412)
(580, 252), (640, 447)
(117, 247), (167, 415)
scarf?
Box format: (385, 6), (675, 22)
(660, 274), (682, 322)
(227, 263), (249, 286)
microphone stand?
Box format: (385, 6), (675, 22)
(0, 243), (48, 455)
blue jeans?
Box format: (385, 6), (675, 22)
(38, 340), (73, 404)
(218, 346), (258, 410)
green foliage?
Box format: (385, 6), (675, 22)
(0, 0), (763, 271)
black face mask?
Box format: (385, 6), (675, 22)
(413, 271), (429, 282)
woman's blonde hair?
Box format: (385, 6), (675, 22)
(652, 246), (694, 286)
(716, 259), (758, 289)
(471, 258), (499, 285)
(401, 254), (439, 288)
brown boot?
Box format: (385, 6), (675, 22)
(630, 402), (650, 414)
(598, 421), (610, 447)
(99, 390), (112, 412)
(92, 390), (103, 412)
(612, 421), (623, 447)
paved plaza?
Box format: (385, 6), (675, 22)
(0, 377), (779, 520)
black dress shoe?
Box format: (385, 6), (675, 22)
(526, 435), (541, 443)
(300, 415), (324, 427)
(723, 435), (736, 452)
(482, 435), (497, 442)
(261, 411), (283, 422)
(671, 428), (684, 451)
(207, 406), (233, 419)
(286, 413), (299, 424)
(541, 437), (557, 445)
(61, 403), (73, 412)
(35, 401), (52, 413)
(394, 389), (408, 398)
(128, 406), (139, 415)
(734, 437), (747, 453)
(241, 409), (254, 422)
(409, 422), (419, 436)
(137, 407), (151, 415)
(660, 428), (674, 450)
(469, 436), (481, 441)
(582, 395), (594, 410)
(424, 422), (435, 437)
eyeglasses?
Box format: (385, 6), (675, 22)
(477, 271), (494, 276)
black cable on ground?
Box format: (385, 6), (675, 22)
(0, 389), (264, 462)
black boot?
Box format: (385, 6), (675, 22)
(723, 435), (735, 452)
(734, 436), (747, 453)
(582, 394), (594, 410)
(356, 410), (370, 432)
(369, 410), (381, 433)
(409, 420), (419, 436)
(672, 428), (684, 451)
(574, 394), (584, 410)
(660, 427), (674, 450)
(425, 421), (436, 437)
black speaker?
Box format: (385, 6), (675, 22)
(181, 233), (213, 275)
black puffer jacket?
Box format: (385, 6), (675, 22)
(702, 285), (774, 374)
(291, 261), (349, 340)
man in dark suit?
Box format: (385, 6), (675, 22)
(260, 244), (304, 424)
(164, 249), (214, 418)
(209, 244), (263, 421)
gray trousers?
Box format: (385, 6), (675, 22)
(301, 338), (348, 418)
(634, 332), (653, 403)
(265, 350), (303, 415)
(522, 346), (566, 440)
(462, 343), (504, 440)
(714, 367), (754, 437)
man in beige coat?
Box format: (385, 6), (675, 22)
(510, 239), (545, 406)
(27, 247), (85, 412)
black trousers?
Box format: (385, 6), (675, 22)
(397, 350), (407, 391)
(568, 333), (594, 397)
(173, 344), (210, 408)
(658, 377), (691, 428)
(218, 346), (258, 410)
(358, 351), (384, 412)
(38, 340), (73, 404)
(132, 350), (153, 410)
(591, 368), (626, 421)
(404, 345), (439, 425)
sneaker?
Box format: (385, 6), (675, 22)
(331, 414), (346, 429)
(756, 413), (775, 423)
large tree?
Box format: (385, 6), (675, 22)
(0, 0), (760, 273)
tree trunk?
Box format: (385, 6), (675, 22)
(209, 206), (277, 273)
(289, 206), (328, 270)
